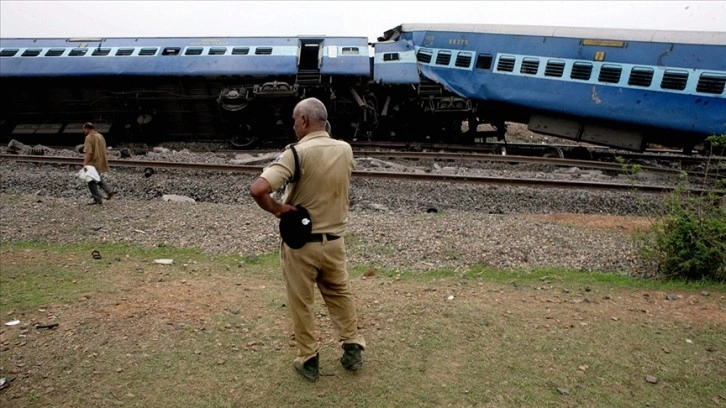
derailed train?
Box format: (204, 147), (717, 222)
(1, 23), (725, 151)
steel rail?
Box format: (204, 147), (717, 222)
(1, 154), (721, 195)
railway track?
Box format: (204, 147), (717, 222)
(2, 154), (721, 195)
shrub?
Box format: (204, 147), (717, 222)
(640, 135), (725, 281)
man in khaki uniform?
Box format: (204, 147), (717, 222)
(82, 122), (116, 205)
(249, 98), (366, 382)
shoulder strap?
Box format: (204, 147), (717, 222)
(290, 145), (300, 183)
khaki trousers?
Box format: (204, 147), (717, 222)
(280, 236), (366, 362)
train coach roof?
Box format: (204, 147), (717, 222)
(384, 24), (726, 46)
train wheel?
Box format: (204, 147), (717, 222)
(542, 146), (564, 158)
(230, 133), (257, 148)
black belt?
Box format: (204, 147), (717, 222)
(308, 233), (340, 242)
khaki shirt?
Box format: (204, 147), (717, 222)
(83, 131), (109, 173)
(260, 131), (354, 236)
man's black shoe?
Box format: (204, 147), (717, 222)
(294, 354), (319, 382)
(340, 343), (363, 371)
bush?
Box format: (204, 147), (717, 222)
(640, 135), (726, 281)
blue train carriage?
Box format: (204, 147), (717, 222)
(0, 36), (371, 146)
(380, 24), (726, 152)
(373, 31), (483, 143)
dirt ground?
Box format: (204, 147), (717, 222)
(1, 213), (724, 406)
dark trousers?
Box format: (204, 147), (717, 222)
(88, 176), (113, 203)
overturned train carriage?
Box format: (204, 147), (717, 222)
(377, 24), (726, 152)
(0, 36), (372, 147)
(1, 24), (725, 152)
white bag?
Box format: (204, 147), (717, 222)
(77, 165), (101, 182)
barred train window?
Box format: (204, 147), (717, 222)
(139, 48), (158, 56)
(661, 69), (688, 90)
(598, 64), (622, 83)
(185, 47), (203, 56)
(116, 48), (134, 56)
(383, 53), (400, 62)
(255, 47), (273, 55)
(571, 62), (593, 80)
(696, 73), (726, 94)
(208, 47), (227, 55)
(520, 57), (540, 75)
(92, 48), (111, 56)
(21, 49), (42, 57)
(0, 49), (19, 57)
(45, 48), (65, 57)
(496, 56), (516, 72)
(544, 60), (565, 77)
(435, 51), (451, 66)
(232, 47), (249, 55)
(69, 48), (88, 56)
(416, 49), (432, 64)
(341, 47), (359, 55)
(455, 52), (472, 68)
(628, 67), (653, 87)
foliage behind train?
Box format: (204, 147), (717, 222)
(1, 23), (724, 151)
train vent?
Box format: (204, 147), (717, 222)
(418, 79), (443, 95)
(570, 62), (593, 80)
(496, 56), (515, 72)
(628, 67), (654, 87)
(696, 73), (726, 94)
(661, 70), (689, 90)
(544, 60), (565, 77)
(598, 65), (622, 83)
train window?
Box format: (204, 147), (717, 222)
(416, 49), (433, 64)
(455, 52), (473, 68)
(476, 54), (493, 70)
(341, 47), (360, 55)
(116, 48), (134, 56)
(435, 51), (451, 66)
(696, 72), (726, 94)
(45, 48), (66, 57)
(139, 48), (158, 56)
(185, 47), (203, 56)
(598, 64), (622, 83)
(544, 59), (565, 77)
(0, 48), (19, 57)
(520, 57), (540, 75)
(92, 48), (111, 56)
(21, 49), (42, 57)
(661, 69), (688, 90)
(627, 67), (653, 87)
(496, 56), (516, 72)
(209, 47), (227, 55)
(162, 47), (180, 56)
(570, 62), (593, 80)
(255, 47), (273, 55)
(383, 53), (400, 62)
(232, 47), (249, 55)
(69, 48), (88, 56)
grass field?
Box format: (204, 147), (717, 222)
(1, 241), (724, 407)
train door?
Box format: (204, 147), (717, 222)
(297, 39), (323, 85)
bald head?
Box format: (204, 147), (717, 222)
(292, 97), (329, 139)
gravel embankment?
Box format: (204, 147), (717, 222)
(0, 150), (663, 276)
